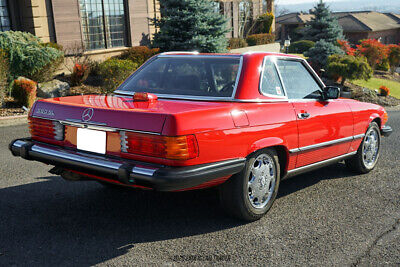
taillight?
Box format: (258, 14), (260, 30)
(29, 117), (65, 141)
(120, 131), (198, 160)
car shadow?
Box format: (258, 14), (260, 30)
(0, 162), (356, 266)
(278, 162), (358, 198)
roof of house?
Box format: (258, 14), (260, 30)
(276, 11), (400, 32)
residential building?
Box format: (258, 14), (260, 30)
(276, 11), (400, 45)
(0, 0), (274, 57)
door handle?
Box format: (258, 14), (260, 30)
(298, 112), (311, 119)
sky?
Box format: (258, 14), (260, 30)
(277, 0), (343, 4)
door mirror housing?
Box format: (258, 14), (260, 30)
(322, 86), (340, 100)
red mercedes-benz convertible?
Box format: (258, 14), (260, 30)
(10, 52), (392, 221)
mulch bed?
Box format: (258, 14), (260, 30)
(350, 85), (400, 107)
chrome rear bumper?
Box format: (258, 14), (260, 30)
(9, 139), (245, 191)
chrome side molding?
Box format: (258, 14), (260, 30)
(289, 134), (365, 154)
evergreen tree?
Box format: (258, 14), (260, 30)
(303, 0), (344, 44)
(305, 39), (344, 69)
(152, 0), (229, 52)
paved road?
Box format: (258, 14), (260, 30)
(1, 112), (399, 266)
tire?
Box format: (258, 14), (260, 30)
(345, 122), (381, 174)
(219, 148), (281, 221)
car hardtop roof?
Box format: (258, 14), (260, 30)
(159, 51), (303, 60)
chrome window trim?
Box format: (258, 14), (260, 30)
(114, 55), (243, 101)
(289, 134), (365, 153)
(271, 56), (326, 101)
(258, 56), (288, 99)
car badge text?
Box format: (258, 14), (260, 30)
(36, 108), (55, 116)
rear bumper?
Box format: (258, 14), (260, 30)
(9, 138), (245, 191)
(381, 125), (393, 137)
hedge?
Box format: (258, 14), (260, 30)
(246, 33), (275, 46)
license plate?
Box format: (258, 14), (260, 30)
(77, 128), (106, 154)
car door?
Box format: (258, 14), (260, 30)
(275, 58), (354, 168)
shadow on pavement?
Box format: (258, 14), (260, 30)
(0, 162), (356, 266)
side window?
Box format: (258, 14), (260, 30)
(260, 58), (285, 97)
(276, 60), (322, 99)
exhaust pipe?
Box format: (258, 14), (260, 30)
(49, 167), (89, 182)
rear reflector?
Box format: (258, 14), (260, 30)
(120, 131), (198, 160)
(29, 117), (65, 141)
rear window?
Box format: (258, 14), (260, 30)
(117, 56), (241, 98)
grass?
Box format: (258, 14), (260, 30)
(350, 77), (400, 99)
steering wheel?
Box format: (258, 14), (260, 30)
(220, 81), (236, 94)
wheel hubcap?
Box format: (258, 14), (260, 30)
(362, 128), (380, 168)
(247, 154), (276, 209)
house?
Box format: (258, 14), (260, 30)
(214, 0), (275, 38)
(0, 0), (275, 58)
(276, 11), (400, 45)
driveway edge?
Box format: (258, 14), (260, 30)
(0, 115), (28, 127)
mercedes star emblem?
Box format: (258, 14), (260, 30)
(82, 108), (94, 122)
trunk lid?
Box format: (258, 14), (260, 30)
(32, 95), (232, 134)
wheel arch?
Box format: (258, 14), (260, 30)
(368, 113), (381, 131)
(247, 138), (290, 178)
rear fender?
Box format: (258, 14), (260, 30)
(248, 137), (288, 156)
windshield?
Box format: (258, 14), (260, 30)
(117, 56), (241, 98)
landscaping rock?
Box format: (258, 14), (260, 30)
(37, 79), (70, 98)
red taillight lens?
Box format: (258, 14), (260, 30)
(29, 117), (64, 141)
(120, 131), (198, 160)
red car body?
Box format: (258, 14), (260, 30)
(10, 52), (392, 194)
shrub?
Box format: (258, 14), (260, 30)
(388, 44), (400, 73)
(356, 39), (388, 69)
(257, 12), (274, 34)
(228, 38), (248, 49)
(0, 50), (9, 107)
(119, 46), (159, 66)
(305, 39), (344, 69)
(0, 31), (64, 82)
(376, 59), (390, 72)
(288, 40), (315, 54)
(71, 63), (90, 86)
(337, 40), (355, 56)
(379, 86), (390, 96)
(41, 42), (63, 51)
(99, 59), (138, 93)
(326, 54), (372, 86)
(12, 77), (37, 108)
(246, 33), (275, 46)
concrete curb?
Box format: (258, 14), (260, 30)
(0, 115), (28, 127)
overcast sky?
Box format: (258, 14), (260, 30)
(277, 0), (344, 4)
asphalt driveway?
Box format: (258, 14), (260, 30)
(0, 111), (399, 266)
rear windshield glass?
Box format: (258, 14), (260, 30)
(118, 56), (241, 98)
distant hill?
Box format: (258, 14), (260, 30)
(277, 0), (400, 15)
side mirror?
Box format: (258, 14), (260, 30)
(323, 86), (340, 100)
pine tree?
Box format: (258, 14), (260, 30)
(303, 0), (344, 44)
(152, 0), (229, 53)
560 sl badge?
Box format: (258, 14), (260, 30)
(35, 108), (55, 116)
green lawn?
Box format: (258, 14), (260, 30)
(350, 77), (400, 99)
